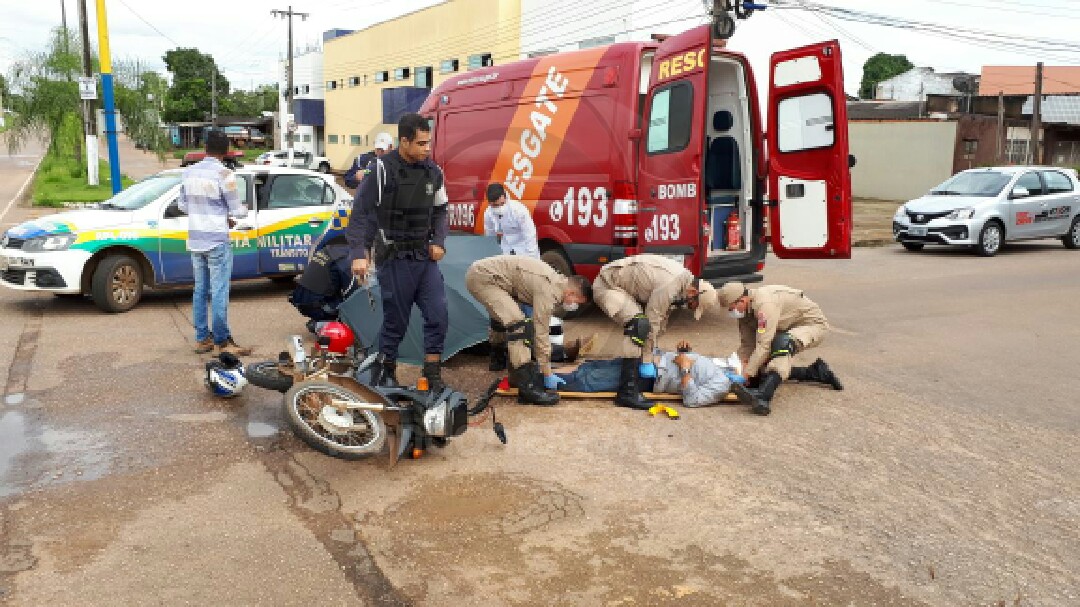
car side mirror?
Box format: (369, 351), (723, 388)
(163, 202), (186, 219)
(1010, 187), (1030, 199)
(848, 154), (857, 168)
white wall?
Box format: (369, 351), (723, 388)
(277, 47), (324, 152)
(849, 120), (957, 201)
(875, 67), (968, 101)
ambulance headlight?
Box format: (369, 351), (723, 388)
(22, 233), (77, 251)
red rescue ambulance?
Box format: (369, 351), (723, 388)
(419, 20), (851, 284)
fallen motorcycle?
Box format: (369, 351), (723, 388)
(249, 322), (503, 465)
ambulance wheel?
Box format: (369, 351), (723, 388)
(91, 254), (143, 313)
(901, 242), (924, 252)
(285, 380), (387, 459)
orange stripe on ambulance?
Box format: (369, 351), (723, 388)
(504, 66), (570, 202)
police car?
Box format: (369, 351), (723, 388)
(893, 166), (1080, 256)
(0, 167), (352, 312)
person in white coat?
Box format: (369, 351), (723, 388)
(483, 183), (540, 259)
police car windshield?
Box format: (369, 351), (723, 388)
(100, 175), (182, 210)
(930, 171), (1011, 197)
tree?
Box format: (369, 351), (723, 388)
(114, 61), (170, 157)
(5, 27), (85, 161)
(858, 53), (914, 100)
(162, 48), (229, 122)
(220, 84), (279, 117)
(0, 73), (9, 106)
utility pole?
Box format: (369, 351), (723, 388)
(211, 69), (217, 126)
(1030, 62), (1043, 165)
(996, 90), (1004, 165)
(60, 0), (69, 54)
(94, 0), (122, 194)
(271, 5), (308, 158)
(77, 0), (98, 185)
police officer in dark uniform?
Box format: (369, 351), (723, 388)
(345, 113), (449, 389)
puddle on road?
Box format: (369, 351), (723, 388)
(0, 409), (112, 498)
(246, 422), (279, 439)
(0, 412), (29, 497)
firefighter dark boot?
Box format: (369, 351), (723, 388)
(508, 362), (559, 406)
(810, 358), (843, 390)
(750, 371), (783, 416)
(789, 358), (843, 390)
(369, 354), (399, 388)
(614, 358), (653, 410)
(422, 360), (445, 393)
(488, 342), (509, 372)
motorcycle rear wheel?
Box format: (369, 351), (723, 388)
(284, 380), (387, 459)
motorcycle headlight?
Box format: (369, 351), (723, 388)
(423, 403), (450, 437)
(22, 233), (77, 251)
(947, 208), (975, 220)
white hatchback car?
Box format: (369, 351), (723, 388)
(893, 167), (1080, 256)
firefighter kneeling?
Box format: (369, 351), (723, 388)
(717, 282), (843, 415)
(465, 256), (592, 405)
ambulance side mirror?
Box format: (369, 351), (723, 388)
(628, 128), (642, 141)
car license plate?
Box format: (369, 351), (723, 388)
(908, 226), (928, 237)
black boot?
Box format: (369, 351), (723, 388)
(614, 358), (653, 410)
(789, 359), (843, 390)
(750, 371), (782, 416)
(508, 362), (559, 406)
(422, 360), (445, 393)
(488, 342), (509, 372)
(369, 354), (399, 388)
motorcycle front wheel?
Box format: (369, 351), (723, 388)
(284, 380), (388, 459)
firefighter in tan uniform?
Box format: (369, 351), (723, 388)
(466, 255), (592, 406)
(717, 282), (843, 416)
(592, 254), (718, 410)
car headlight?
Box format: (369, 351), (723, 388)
(22, 233), (77, 251)
(947, 208), (975, 220)
(894, 205), (907, 218)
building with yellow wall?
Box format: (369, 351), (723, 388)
(323, 0), (523, 171)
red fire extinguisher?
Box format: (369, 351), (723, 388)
(726, 212), (741, 251)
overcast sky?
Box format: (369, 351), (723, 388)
(1, 0), (1075, 97)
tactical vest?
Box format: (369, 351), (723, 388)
(374, 154), (440, 248)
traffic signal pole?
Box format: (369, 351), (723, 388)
(95, 0), (122, 193)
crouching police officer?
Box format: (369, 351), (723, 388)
(717, 282), (843, 416)
(346, 113), (449, 389)
(466, 255), (591, 406)
(592, 254), (718, 410)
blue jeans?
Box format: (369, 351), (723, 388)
(191, 243), (233, 344)
(556, 359), (655, 392)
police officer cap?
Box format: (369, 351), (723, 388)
(486, 183), (506, 203)
(716, 282), (747, 307)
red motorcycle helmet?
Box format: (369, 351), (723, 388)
(316, 321), (355, 354)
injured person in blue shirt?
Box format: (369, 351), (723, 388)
(553, 341), (747, 407)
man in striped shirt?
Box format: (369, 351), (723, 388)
(179, 131), (252, 355)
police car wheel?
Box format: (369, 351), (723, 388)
(975, 220), (1004, 257)
(901, 242), (924, 252)
(91, 254), (143, 313)
(1063, 217), (1080, 250)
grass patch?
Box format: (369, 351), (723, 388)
(171, 147), (265, 162)
(32, 155), (136, 207)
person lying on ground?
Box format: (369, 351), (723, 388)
(552, 341), (746, 408)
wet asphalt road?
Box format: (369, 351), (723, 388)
(0, 143), (1078, 604)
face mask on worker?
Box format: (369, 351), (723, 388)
(728, 309), (745, 319)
